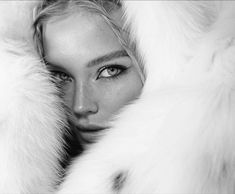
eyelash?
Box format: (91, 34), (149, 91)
(97, 64), (128, 80)
(50, 71), (72, 84)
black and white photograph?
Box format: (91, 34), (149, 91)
(0, 0), (235, 193)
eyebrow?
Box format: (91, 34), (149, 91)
(87, 50), (129, 67)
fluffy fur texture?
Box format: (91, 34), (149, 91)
(0, 1), (66, 193)
(1, 1), (235, 194)
(57, 1), (235, 194)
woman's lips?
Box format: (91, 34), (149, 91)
(74, 124), (108, 144)
(76, 124), (107, 133)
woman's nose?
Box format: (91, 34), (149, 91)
(72, 82), (98, 117)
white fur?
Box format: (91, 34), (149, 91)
(0, 1), (66, 193)
(58, 1), (235, 194)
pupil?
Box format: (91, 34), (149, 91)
(108, 68), (117, 75)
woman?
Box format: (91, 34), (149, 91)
(33, 0), (144, 175)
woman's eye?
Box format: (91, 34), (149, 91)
(98, 65), (126, 79)
(51, 71), (72, 83)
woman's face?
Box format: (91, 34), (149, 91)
(43, 10), (142, 141)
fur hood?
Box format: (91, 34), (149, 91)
(0, 1), (66, 193)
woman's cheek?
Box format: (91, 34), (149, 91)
(101, 70), (142, 110)
(100, 83), (134, 114)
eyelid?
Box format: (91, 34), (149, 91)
(47, 65), (73, 84)
(97, 64), (128, 79)
(51, 71), (72, 82)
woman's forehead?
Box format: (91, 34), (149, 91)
(44, 13), (119, 46)
(43, 12), (124, 68)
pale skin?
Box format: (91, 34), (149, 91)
(43, 10), (142, 142)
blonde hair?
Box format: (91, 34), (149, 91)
(33, 0), (145, 83)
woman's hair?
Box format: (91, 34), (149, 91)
(33, 0), (145, 82)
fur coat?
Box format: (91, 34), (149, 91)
(1, 1), (235, 194)
(0, 1), (67, 193)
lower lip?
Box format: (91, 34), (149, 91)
(79, 131), (101, 144)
